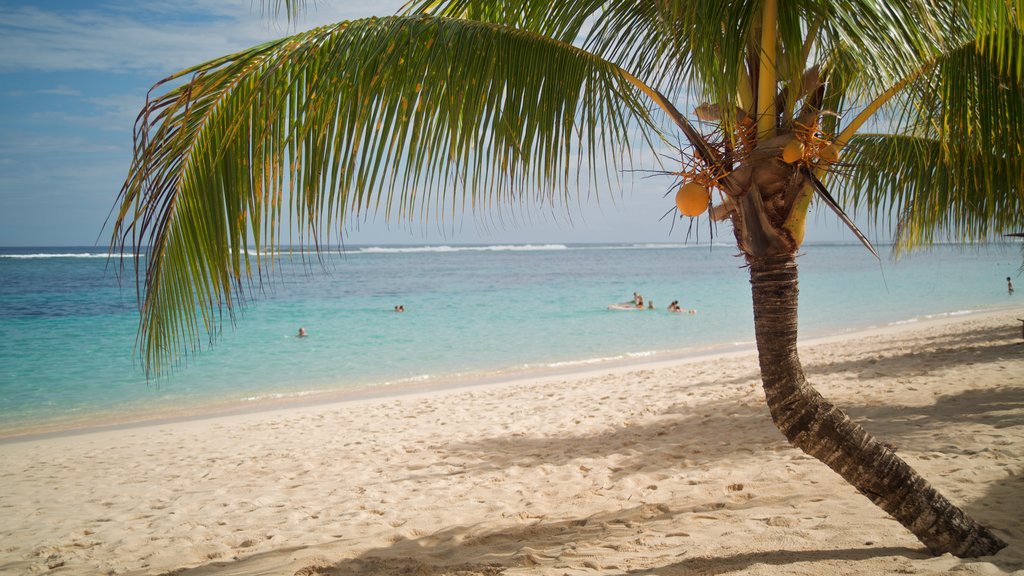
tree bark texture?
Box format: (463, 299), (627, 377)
(748, 253), (1007, 557)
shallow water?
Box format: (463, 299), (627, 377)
(0, 242), (1020, 435)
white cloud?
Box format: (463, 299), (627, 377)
(0, 133), (120, 155)
(5, 87), (74, 97)
(39, 85), (82, 96)
(0, 1), (407, 74)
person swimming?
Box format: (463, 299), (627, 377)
(668, 300), (697, 314)
(297, 327), (307, 337)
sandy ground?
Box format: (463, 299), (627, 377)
(1, 308), (1022, 576)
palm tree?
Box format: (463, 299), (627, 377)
(112, 0), (1022, 557)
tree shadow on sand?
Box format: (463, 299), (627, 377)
(803, 323), (1022, 383)
(633, 546), (927, 575)
(169, 503), (926, 575)
(704, 321), (1022, 390)
(170, 321), (1021, 575)
(399, 361), (1021, 490)
(397, 317), (1015, 483)
(847, 386), (1024, 432)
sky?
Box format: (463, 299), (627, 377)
(0, 0), (868, 248)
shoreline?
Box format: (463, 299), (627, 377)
(0, 338), (758, 444)
(2, 304), (1020, 444)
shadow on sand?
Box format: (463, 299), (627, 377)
(171, 321), (1021, 575)
(169, 503), (926, 575)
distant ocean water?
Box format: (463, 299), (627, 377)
(1, 242), (1020, 437)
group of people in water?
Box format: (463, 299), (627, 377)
(301, 292), (697, 337)
(628, 292), (697, 314)
(297, 304), (406, 337)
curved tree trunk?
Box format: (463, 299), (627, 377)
(748, 253), (1006, 557)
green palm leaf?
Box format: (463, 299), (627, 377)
(836, 25), (1024, 251)
(112, 14), (657, 375)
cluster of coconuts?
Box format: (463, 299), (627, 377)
(675, 138), (841, 218)
(781, 138), (840, 164)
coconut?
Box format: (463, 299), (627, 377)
(782, 139), (805, 163)
(675, 182), (711, 217)
(818, 143), (840, 163)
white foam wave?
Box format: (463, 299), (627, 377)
(889, 318), (919, 326)
(628, 242), (735, 250)
(382, 374), (435, 385)
(888, 309), (976, 327)
(358, 244), (569, 254)
(242, 390), (321, 402)
(543, 355), (626, 368)
(1, 252), (124, 259)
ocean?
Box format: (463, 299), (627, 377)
(1, 242), (1020, 437)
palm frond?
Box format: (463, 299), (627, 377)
(406, 0), (686, 103)
(403, 0), (602, 44)
(832, 19), (1024, 252)
(803, 168), (877, 259)
(838, 132), (1023, 251)
(111, 14), (658, 375)
(260, 0), (307, 22)
(967, 0), (1024, 79)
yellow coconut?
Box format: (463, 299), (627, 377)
(675, 182), (711, 217)
(782, 139), (805, 163)
(818, 143), (840, 163)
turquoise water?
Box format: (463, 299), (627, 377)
(0, 243), (1020, 436)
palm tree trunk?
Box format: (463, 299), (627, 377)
(748, 253), (1006, 557)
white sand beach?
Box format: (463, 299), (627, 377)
(1, 308), (1022, 575)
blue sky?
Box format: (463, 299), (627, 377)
(0, 1), (867, 247)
